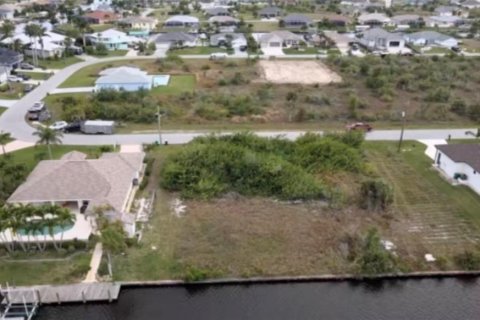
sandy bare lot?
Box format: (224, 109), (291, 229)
(258, 60), (342, 84)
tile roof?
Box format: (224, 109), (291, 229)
(436, 144), (480, 172)
(8, 152), (145, 213)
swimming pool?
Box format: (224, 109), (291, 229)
(18, 224), (74, 236)
(153, 75), (171, 87)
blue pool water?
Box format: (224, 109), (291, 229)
(153, 75), (170, 87)
(17, 224), (74, 236)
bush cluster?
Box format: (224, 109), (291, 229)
(160, 132), (364, 200)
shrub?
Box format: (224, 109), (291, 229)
(454, 251), (480, 270)
(451, 99), (467, 116)
(357, 228), (397, 275)
(183, 266), (210, 282)
(359, 179), (393, 211)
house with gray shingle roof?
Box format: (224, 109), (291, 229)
(358, 28), (408, 54)
(404, 31), (458, 48)
(259, 6), (283, 18)
(205, 7), (230, 17)
(155, 32), (198, 47)
(95, 66), (155, 91)
(435, 144), (480, 195)
(258, 30), (304, 48)
(282, 14), (312, 27)
(8, 151), (145, 237)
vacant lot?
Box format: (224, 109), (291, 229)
(258, 60), (342, 84)
(111, 141), (480, 281)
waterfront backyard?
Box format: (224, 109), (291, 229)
(107, 139), (480, 282)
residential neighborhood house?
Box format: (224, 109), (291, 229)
(404, 31), (458, 48)
(0, 47), (23, 83)
(155, 32), (198, 48)
(282, 14), (312, 27)
(87, 29), (143, 50)
(7, 151), (146, 239)
(257, 30), (304, 48)
(210, 33), (246, 48)
(82, 10), (120, 24)
(358, 28), (409, 54)
(357, 12), (391, 26)
(435, 144), (480, 196)
(0, 4), (16, 20)
(118, 16), (158, 32)
(259, 6), (283, 18)
(164, 15), (200, 28)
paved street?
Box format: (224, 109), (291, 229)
(0, 55), (476, 146)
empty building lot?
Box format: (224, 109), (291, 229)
(258, 60), (342, 84)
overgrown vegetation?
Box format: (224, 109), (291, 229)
(355, 228), (398, 275)
(161, 132), (365, 200)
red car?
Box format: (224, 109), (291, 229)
(346, 122), (373, 132)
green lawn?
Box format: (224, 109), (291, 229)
(0, 107), (6, 115)
(283, 47), (320, 55)
(423, 47), (452, 55)
(151, 75), (196, 95)
(0, 253), (92, 286)
(250, 21), (279, 32)
(17, 71), (51, 80)
(0, 83), (24, 99)
(169, 47), (227, 55)
(26, 56), (83, 70)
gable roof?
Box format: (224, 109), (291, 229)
(155, 32), (197, 43)
(83, 10), (120, 21)
(283, 14), (312, 24)
(0, 47), (22, 66)
(406, 30), (453, 42)
(259, 6), (282, 14)
(362, 28), (404, 42)
(8, 152), (145, 213)
(436, 144), (480, 172)
(96, 66), (151, 85)
(259, 30), (304, 42)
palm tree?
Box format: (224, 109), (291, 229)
(32, 126), (63, 160)
(56, 207), (75, 248)
(0, 20), (16, 50)
(34, 25), (47, 61)
(0, 206), (14, 253)
(74, 17), (89, 48)
(25, 24), (39, 66)
(12, 39), (23, 53)
(0, 131), (11, 156)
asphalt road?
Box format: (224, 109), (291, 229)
(0, 56), (476, 145)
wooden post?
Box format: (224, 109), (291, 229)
(56, 292), (61, 305)
(82, 290), (86, 304)
(36, 289), (42, 305)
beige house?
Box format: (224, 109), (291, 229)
(8, 151), (145, 237)
(119, 16), (158, 31)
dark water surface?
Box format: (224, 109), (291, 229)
(36, 278), (480, 320)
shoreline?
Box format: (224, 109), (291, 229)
(120, 270), (480, 288)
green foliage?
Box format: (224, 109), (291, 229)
(183, 266), (210, 282)
(359, 179), (393, 211)
(161, 133), (365, 200)
(454, 251), (480, 270)
(68, 258), (91, 278)
(100, 221), (127, 254)
(0, 158), (28, 206)
(356, 228), (397, 275)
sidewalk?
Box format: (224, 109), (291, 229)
(83, 242), (103, 283)
(50, 87), (95, 94)
(2, 140), (35, 153)
(0, 99), (19, 108)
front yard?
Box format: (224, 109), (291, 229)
(25, 56), (83, 70)
(283, 47), (320, 55)
(0, 83), (25, 100)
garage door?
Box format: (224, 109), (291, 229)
(269, 42), (281, 47)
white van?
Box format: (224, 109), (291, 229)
(209, 52), (228, 60)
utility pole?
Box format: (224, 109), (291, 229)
(397, 111), (406, 152)
(156, 105), (162, 145)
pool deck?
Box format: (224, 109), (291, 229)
(0, 213), (93, 243)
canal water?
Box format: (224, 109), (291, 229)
(36, 277), (480, 320)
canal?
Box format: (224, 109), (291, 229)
(36, 277), (480, 319)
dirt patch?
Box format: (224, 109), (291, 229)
(258, 60), (342, 84)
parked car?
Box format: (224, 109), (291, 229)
(18, 73), (31, 81)
(20, 62), (35, 70)
(7, 75), (23, 82)
(27, 102), (46, 121)
(210, 52), (228, 60)
(346, 122), (372, 132)
(64, 121), (82, 133)
(49, 121), (68, 131)
(24, 84), (35, 93)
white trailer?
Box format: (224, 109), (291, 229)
(81, 120), (115, 134)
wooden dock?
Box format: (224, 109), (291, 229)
(1, 283), (121, 305)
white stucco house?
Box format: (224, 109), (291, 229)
(435, 144), (480, 195)
(358, 28), (409, 54)
(404, 31), (458, 48)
